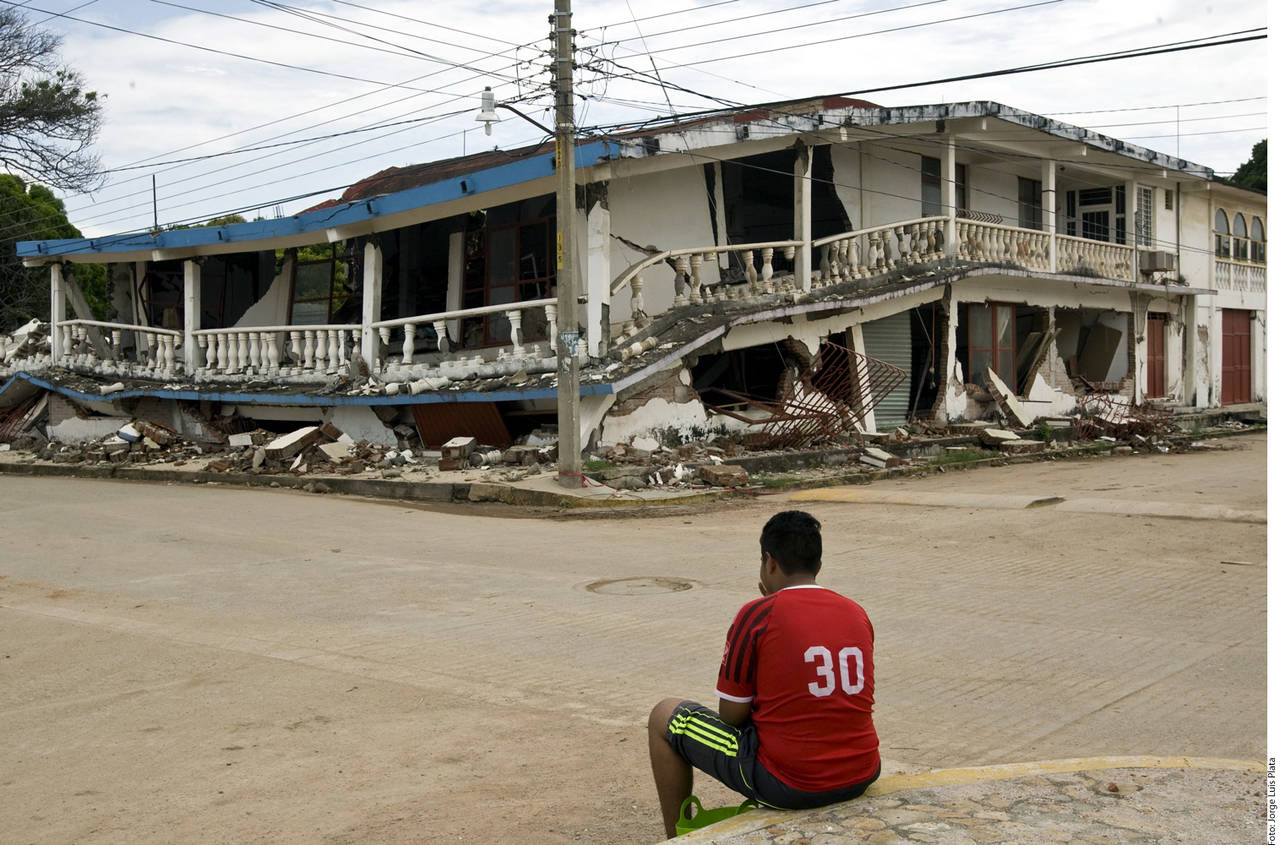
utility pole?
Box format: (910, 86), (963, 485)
(553, 0), (581, 485)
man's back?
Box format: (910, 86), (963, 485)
(717, 585), (879, 792)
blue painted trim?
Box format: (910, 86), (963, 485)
(0, 371), (616, 407)
(18, 141), (619, 260)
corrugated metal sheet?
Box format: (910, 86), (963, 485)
(860, 312), (912, 431)
(410, 401), (512, 448)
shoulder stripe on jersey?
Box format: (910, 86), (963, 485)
(724, 596), (774, 684)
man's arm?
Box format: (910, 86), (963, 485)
(717, 696), (751, 726)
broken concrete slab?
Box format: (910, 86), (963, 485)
(863, 446), (902, 467)
(986, 368), (1034, 428)
(442, 436), (477, 459)
(698, 464), (748, 487)
(264, 426), (324, 461)
(998, 439), (1046, 454)
(228, 432), (255, 449)
(318, 442), (354, 462)
(980, 428), (1021, 446)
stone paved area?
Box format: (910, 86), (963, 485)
(675, 760), (1264, 844)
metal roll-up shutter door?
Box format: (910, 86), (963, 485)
(860, 311), (912, 431)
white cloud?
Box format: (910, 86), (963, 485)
(21, 0), (1266, 237)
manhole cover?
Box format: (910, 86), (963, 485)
(586, 577), (695, 595)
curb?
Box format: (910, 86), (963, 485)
(672, 755), (1265, 843)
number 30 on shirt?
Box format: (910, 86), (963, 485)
(803, 645), (865, 697)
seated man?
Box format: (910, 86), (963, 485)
(648, 510), (880, 838)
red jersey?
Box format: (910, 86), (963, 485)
(716, 585), (879, 792)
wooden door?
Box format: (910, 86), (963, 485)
(1145, 315), (1166, 398)
(1221, 309), (1252, 405)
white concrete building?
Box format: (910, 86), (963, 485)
(3, 97), (1267, 450)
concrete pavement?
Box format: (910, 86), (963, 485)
(675, 757), (1264, 843)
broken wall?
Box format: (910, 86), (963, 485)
(607, 167), (721, 319)
(598, 365), (713, 449)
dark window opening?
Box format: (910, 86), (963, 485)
(461, 195), (556, 348)
(1018, 178), (1042, 230)
(921, 155), (942, 217)
(140, 260), (184, 329)
(200, 252), (274, 329)
(955, 163), (969, 212)
(289, 243), (351, 325)
(690, 341), (794, 404)
(908, 303), (943, 416)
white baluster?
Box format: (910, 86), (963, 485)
(402, 323), (416, 365)
(433, 320), (449, 353)
(544, 304), (558, 353)
(195, 335), (208, 374)
(377, 327), (391, 369)
(743, 250), (757, 290)
(313, 329), (328, 372)
(302, 330), (315, 370)
(109, 330), (122, 363)
(690, 254), (703, 301)
(232, 332), (246, 372)
(266, 333), (280, 374)
(760, 247), (774, 289)
(287, 331), (301, 373)
(506, 309), (523, 355)
(672, 256), (689, 306)
(161, 335), (175, 375)
(325, 330), (339, 370)
(630, 277), (647, 329)
(246, 332), (260, 372)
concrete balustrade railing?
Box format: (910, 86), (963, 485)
(815, 217), (948, 285)
(55, 319), (183, 378)
(609, 239), (805, 341)
(1055, 233), (1134, 282)
(1214, 259), (1266, 293)
(956, 220), (1052, 271)
(371, 297), (559, 377)
(191, 325), (359, 379)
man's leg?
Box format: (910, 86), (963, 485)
(648, 698), (692, 839)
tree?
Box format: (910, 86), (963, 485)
(0, 174), (106, 331)
(1230, 139), (1266, 193)
(0, 7), (104, 193)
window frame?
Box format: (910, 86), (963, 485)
(967, 302), (1016, 388)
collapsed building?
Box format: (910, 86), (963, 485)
(0, 97), (1267, 458)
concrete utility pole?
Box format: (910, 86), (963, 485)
(553, 0), (582, 485)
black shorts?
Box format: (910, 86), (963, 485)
(664, 700), (880, 811)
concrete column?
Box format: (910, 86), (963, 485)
(793, 142), (813, 291)
(1125, 178), (1138, 281)
(1251, 309), (1265, 403)
(846, 322), (875, 432)
(586, 201), (610, 356)
(49, 264), (65, 365)
(445, 230), (464, 349)
(938, 287), (964, 422)
(361, 241), (383, 367)
(183, 259), (201, 371)
(943, 136), (957, 257)
(1130, 292), (1148, 406)
(1041, 159), (1057, 272)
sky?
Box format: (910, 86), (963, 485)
(5, 0), (1269, 238)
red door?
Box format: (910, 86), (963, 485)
(1146, 315), (1166, 398)
(1221, 309), (1252, 405)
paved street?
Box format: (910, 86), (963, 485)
(0, 434), (1266, 844)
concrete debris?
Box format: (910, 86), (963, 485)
(698, 464), (749, 487)
(980, 428), (1021, 446)
(99, 382), (125, 395)
(265, 426), (328, 461)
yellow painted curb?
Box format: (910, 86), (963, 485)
(670, 756), (1264, 842)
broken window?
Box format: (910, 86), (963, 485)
(462, 196), (555, 348)
(200, 252), (274, 328)
(1054, 308), (1130, 386)
(140, 260), (184, 329)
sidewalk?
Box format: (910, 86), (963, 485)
(672, 757), (1263, 843)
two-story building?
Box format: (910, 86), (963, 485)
(2, 96), (1266, 452)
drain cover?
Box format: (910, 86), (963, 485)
(586, 576), (695, 595)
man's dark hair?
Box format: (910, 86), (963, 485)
(760, 510), (823, 575)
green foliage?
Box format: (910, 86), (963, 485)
(1036, 422), (1053, 442)
(0, 8), (104, 192)
(0, 174), (107, 329)
(1230, 139), (1266, 192)
(582, 459), (614, 472)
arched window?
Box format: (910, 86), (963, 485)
(1214, 209), (1230, 258)
(1233, 213), (1248, 261)
(1250, 217), (1266, 264)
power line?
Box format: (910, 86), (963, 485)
(0, 0), (475, 93)
(595, 0), (1061, 61)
